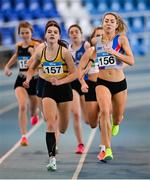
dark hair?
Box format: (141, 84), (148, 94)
(88, 26), (103, 45)
(68, 24), (82, 34)
(18, 21), (33, 34)
(45, 20), (61, 34)
(58, 39), (69, 48)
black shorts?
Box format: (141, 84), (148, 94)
(84, 80), (97, 101)
(71, 79), (84, 96)
(14, 74), (38, 95)
(36, 76), (46, 98)
(97, 78), (127, 95)
(42, 81), (73, 103)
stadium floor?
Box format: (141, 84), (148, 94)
(0, 57), (150, 179)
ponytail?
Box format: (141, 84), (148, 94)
(58, 39), (69, 49)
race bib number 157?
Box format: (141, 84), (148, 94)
(43, 62), (63, 75)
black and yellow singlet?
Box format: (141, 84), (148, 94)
(40, 45), (69, 79)
(17, 39), (39, 71)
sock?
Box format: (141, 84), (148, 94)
(22, 134), (26, 138)
(100, 145), (106, 152)
(46, 132), (56, 157)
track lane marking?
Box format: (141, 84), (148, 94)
(0, 120), (43, 164)
(72, 128), (97, 180)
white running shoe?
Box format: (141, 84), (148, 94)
(46, 157), (57, 171)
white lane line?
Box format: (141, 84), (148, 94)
(0, 102), (18, 115)
(72, 128), (97, 180)
(0, 119), (43, 165)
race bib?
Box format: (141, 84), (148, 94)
(97, 55), (116, 67)
(18, 56), (30, 69)
(43, 61), (63, 75)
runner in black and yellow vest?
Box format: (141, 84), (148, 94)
(4, 21), (41, 146)
(35, 40), (69, 154)
(23, 20), (76, 171)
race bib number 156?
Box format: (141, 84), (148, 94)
(98, 55), (116, 67)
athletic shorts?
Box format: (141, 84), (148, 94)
(14, 73), (38, 95)
(71, 79), (84, 96)
(96, 78), (127, 95)
(42, 81), (73, 103)
(36, 76), (46, 98)
(84, 80), (97, 101)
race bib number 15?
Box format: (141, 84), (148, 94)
(18, 56), (30, 69)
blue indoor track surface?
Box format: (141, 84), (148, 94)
(0, 57), (150, 179)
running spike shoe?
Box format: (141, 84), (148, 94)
(20, 136), (28, 146)
(112, 124), (120, 136)
(46, 157), (57, 171)
(75, 143), (85, 154)
(103, 148), (113, 161)
(31, 115), (39, 126)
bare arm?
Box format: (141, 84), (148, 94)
(4, 52), (18, 76)
(60, 48), (77, 84)
(84, 41), (91, 50)
(27, 53), (41, 80)
(78, 47), (95, 81)
(5, 52), (18, 68)
(77, 47), (95, 92)
(104, 35), (134, 66)
(23, 45), (43, 88)
(27, 42), (41, 66)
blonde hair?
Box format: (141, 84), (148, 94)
(102, 12), (128, 34)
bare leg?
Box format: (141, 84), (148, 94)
(15, 87), (28, 135)
(70, 90), (83, 144)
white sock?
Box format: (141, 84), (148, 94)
(22, 134), (26, 138)
(100, 145), (106, 152)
